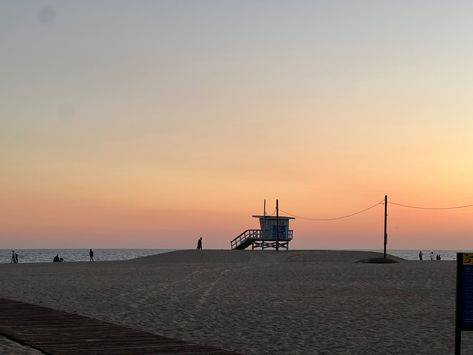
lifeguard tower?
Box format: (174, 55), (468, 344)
(231, 203), (294, 250)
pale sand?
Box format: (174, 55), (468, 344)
(0, 250), (471, 354)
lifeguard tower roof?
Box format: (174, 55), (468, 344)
(252, 215), (295, 220)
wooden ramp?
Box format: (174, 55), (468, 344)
(0, 298), (239, 355)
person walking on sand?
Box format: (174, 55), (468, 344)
(15, 252), (19, 263)
(419, 251), (423, 261)
(197, 237), (202, 250)
(89, 249), (94, 261)
(430, 251), (434, 261)
(11, 250), (16, 263)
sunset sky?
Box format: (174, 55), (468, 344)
(2, 1), (473, 249)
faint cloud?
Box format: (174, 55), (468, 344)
(37, 5), (56, 25)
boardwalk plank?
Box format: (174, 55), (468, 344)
(0, 298), (238, 355)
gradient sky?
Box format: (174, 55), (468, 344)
(2, 1), (473, 249)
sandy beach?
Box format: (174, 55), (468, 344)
(0, 335), (44, 355)
(0, 250), (470, 354)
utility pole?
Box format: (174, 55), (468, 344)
(384, 195), (388, 259)
(264, 199), (266, 217)
(276, 199), (279, 251)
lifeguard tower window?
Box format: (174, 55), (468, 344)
(273, 225), (287, 239)
(230, 215), (295, 250)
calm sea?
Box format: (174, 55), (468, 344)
(0, 249), (173, 264)
(1, 249), (469, 264)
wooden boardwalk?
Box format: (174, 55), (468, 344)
(0, 298), (239, 355)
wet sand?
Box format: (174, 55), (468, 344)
(0, 250), (470, 354)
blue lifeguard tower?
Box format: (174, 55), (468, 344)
(231, 212), (294, 250)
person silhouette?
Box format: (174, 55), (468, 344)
(419, 251), (423, 261)
(11, 250), (16, 263)
(53, 254), (60, 262)
(197, 237), (202, 250)
(89, 249), (94, 261)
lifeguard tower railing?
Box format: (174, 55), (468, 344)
(231, 229), (293, 250)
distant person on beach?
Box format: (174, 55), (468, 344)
(11, 250), (16, 263)
(419, 251), (423, 261)
(197, 237), (202, 250)
(436, 254), (441, 261)
(15, 253), (19, 263)
(430, 251), (434, 261)
(53, 254), (60, 262)
(89, 249), (94, 261)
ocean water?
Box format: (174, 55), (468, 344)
(0, 249), (173, 264)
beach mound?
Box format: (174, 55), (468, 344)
(284, 250), (401, 263)
(128, 249), (254, 264)
(128, 249), (404, 264)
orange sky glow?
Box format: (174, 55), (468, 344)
(2, 1), (473, 250)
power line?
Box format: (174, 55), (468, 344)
(280, 200), (384, 221)
(388, 201), (473, 210)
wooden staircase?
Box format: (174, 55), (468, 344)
(230, 229), (262, 250)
